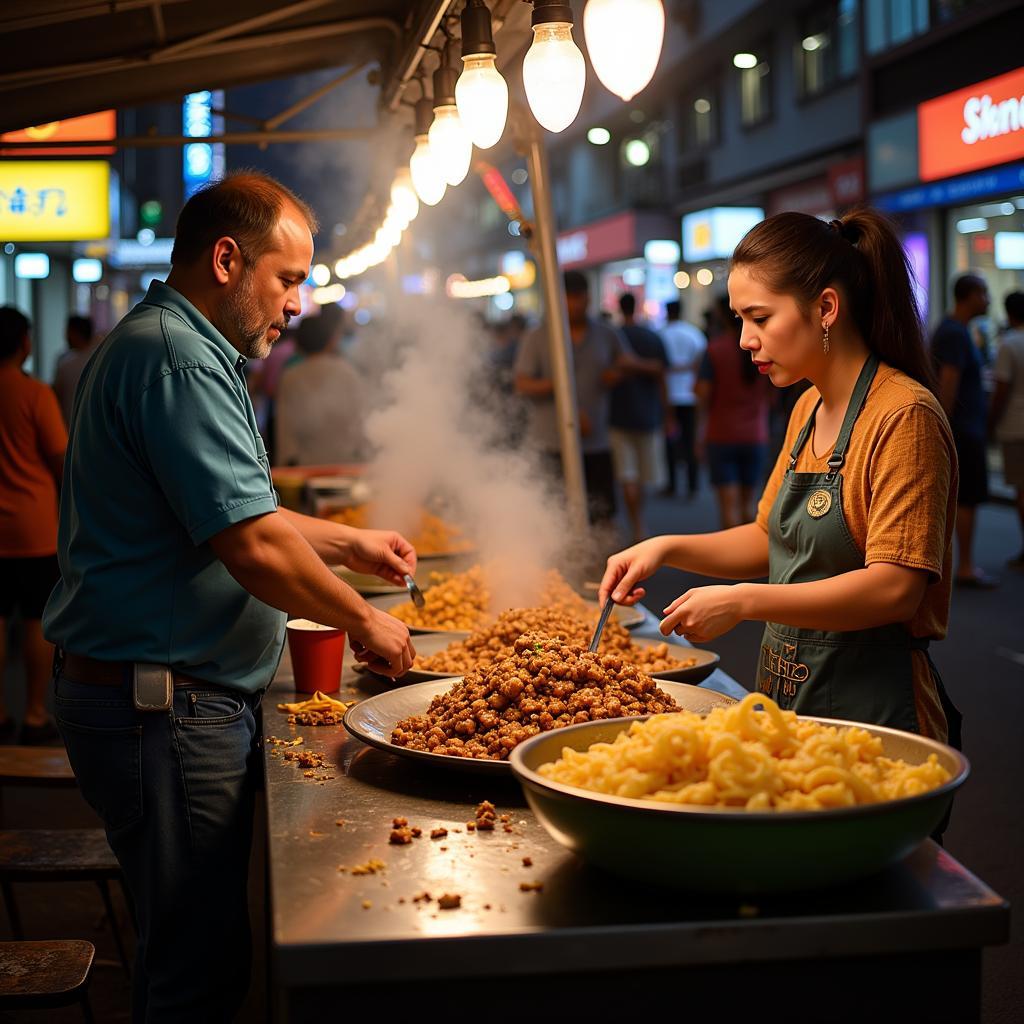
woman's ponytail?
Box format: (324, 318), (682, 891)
(732, 207), (936, 392)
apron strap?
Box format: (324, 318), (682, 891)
(788, 399), (822, 470)
(828, 354), (879, 479)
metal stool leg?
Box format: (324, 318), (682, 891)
(1, 880), (23, 939)
(95, 878), (131, 979)
(79, 989), (96, 1024)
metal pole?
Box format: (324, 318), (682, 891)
(520, 104), (587, 533)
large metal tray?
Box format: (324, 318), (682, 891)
(386, 633), (720, 686)
(343, 677), (736, 775)
(367, 592), (646, 636)
(510, 716), (969, 893)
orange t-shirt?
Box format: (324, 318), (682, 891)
(0, 366), (67, 557)
(756, 363), (957, 741)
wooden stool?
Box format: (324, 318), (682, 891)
(0, 939), (95, 1021)
(0, 830), (132, 978)
(0, 746), (76, 827)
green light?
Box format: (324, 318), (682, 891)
(140, 200), (163, 227)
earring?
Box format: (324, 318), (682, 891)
(823, 322), (830, 354)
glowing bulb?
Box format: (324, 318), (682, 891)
(584, 0), (665, 102)
(673, 271), (690, 289)
(409, 134), (446, 206)
(522, 22), (586, 133)
(456, 54), (509, 149)
(428, 105), (473, 186)
(733, 52), (758, 69)
(311, 263), (331, 287)
(696, 268), (714, 286)
(390, 169), (419, 223)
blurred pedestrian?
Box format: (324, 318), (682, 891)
(933, 274), (996, 587)
(659, 298), (707, 498)
(0, 307), (67, 743)
(609, 292), (669, 541)
(52, 314), (97, 426)
(990, 290), (1024, 567)
(515, 271), (626, 525)
(275, 306), (368, 466)
(696, 296), (771, 528)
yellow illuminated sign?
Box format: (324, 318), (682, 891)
(0, 161), (110, 241)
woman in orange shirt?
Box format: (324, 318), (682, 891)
(0, 308), (67, 743)
(600, 209), (960, 746)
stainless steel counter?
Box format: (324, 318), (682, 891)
(265, 614), (1008, 1022)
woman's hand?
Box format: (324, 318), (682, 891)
(343, 529), (417, 588)
(599, 537), (670, 607)
(660, 585), (745, 642)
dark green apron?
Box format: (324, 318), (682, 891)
(758, 355), (961, 747)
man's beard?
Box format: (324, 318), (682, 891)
(222, 269), (287, 360)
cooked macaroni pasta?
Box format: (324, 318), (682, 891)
(538, 694), (952, 810)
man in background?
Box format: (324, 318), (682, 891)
(276, 305), (368, 466)
(515, 271), (625, 525)
(659, 299), (706, 499)
(52, 314), (97, 426)
(0, 308), (66, 744)
(933, 273), (996, 587)
(991, 291), (1024, 568)
(609, 292), (669, 541)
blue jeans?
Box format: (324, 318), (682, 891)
(54, 674), (261, 1023)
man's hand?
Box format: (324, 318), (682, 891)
(343, 529), (417, 587)
(349, 605), (416, 678)
(660, 585), (743, 642)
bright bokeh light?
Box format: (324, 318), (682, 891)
(587, 127), (611, 145)
(428, 105), (473, 186)
(456, 54), (509, 149)
(311, 263), (331, 287)
(584, 0), (665, 102)
(523, 22), (586, 133)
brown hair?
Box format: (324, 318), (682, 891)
(170, 170), (319, 268)
(731, 207), (936, 392)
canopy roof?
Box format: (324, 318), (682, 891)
(0, 0), (456, 132)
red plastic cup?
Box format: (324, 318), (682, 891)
(286, 619), (346, 694)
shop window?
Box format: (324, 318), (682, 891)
(799, 0), (859, 97)
(682, 85), (719, 150)
(866, 0), (928, 54)
(739, 46), (773, 128)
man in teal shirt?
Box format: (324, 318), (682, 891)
(45, 171), (415, 1021)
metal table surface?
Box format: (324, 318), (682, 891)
(265, 612), (1008, 1020)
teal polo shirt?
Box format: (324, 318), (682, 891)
(43, 281), (285, 693)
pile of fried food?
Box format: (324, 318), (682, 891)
(276, 690), (350, 726)
(327, 505), (474, 556)
(391, 565), (491, 632)
(417, 605), (688, 677)
(391, 631), (680, 761)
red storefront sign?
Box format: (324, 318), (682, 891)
(556, 211), (637, 269)
(0, 111), (116, 156)
(918, 66), (1024, 182)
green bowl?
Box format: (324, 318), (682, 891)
(509, 715), (969, 893)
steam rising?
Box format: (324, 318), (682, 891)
(363, 296), (580, 609)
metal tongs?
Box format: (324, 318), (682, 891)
(403, 574), (426, 609)
(589, 597), (615, 653)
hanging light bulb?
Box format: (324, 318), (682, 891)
(583, 0), (665, 102)
(522, 1), (586, 133)
(409, 98), (447, 206)
(390, 169), (419, 223)
(456, 1), (508, 149)
(429, 52), (473, 186)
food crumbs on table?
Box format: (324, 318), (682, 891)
(335, 819), (346, 827)
(438, 893), (461, 910)
(349, 859), (386, 876)
(390, 827), (413, 845)
(393, 817), (408, 828)
(519, 881), (543, 893)
(499, 814), (510, 823)
(739, 904), (760, 918)
(308, 830), (324, 837)
(466, 822), (475, 832)
(483, 904), (492, 910)
(412, 891), (431, 903)
(502, 824), (514, 833)
(452, 828), (462, 833)
(362, 900), (372, 910)
(398, 897), (406, 904)
(522, 857), (533, 867)
(411, 827), (422, 838)
(430, 828), (448, 839)
(439, 846), (448, 851)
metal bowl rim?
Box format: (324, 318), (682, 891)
(509, 712), (970, 822)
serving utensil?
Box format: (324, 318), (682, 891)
(589, 597), (615, 652)
(403, 574), (426, 609)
